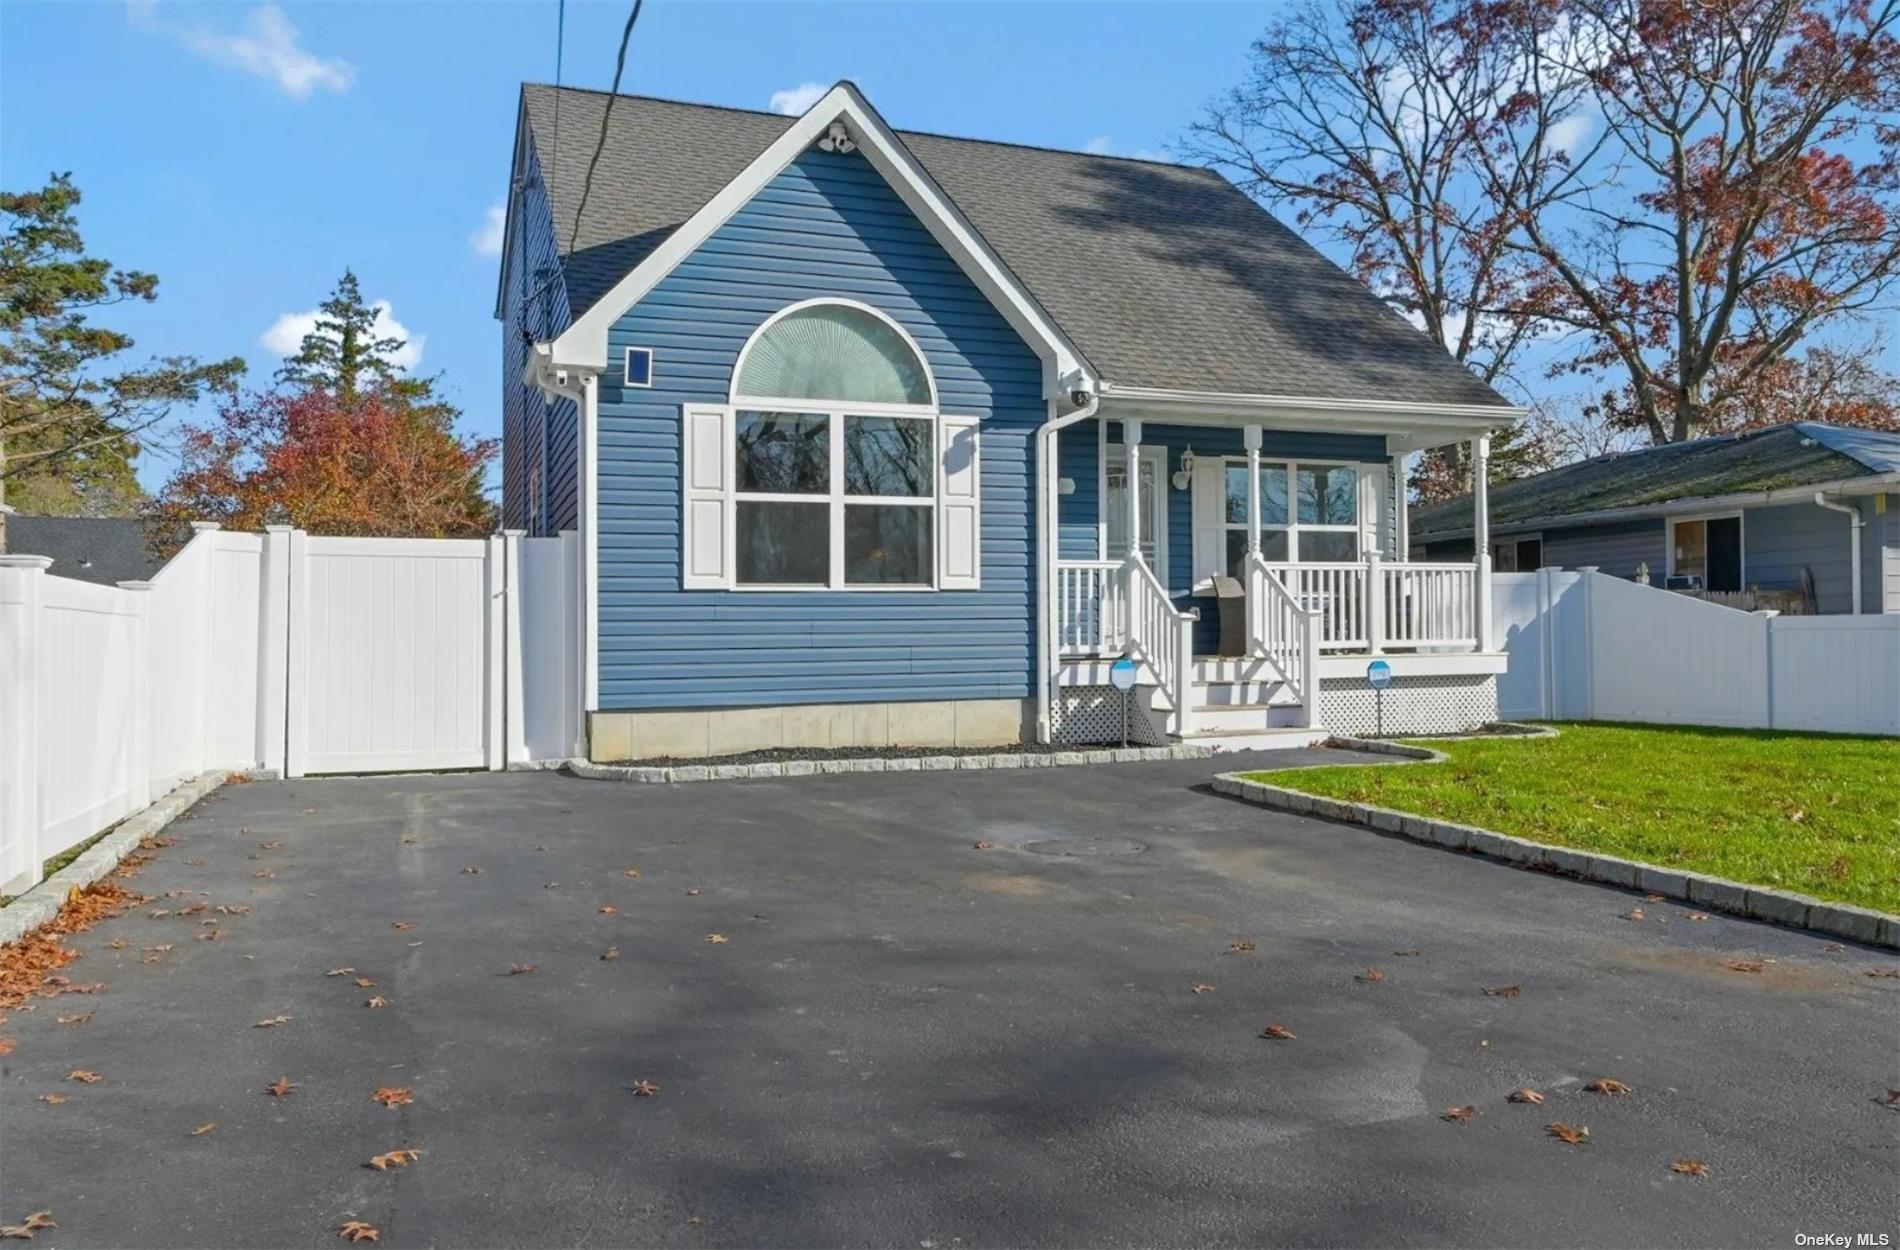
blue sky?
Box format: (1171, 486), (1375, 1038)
(1, 0), (1271, 495)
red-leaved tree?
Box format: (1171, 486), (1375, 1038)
(150, 388), (496, 541)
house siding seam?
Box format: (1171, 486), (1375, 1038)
(499, 128), (577, 535)
(593, 147), (1046, 712)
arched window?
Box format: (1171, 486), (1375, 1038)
(733, 301), (934, 406)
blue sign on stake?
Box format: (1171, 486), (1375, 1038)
(1109, 657), (1140, 692)
(1366, 659), (1393, 690)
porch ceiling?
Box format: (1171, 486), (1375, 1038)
(1095, 387), (1520, 452)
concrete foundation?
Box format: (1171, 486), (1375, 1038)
(589, 698), (1033, 762)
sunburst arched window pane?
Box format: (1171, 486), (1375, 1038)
(736, 304), (931, 405)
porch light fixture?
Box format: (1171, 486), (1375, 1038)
(1172, 447), (1197, 491)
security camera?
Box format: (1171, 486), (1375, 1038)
(1069, 388), (1092, 407)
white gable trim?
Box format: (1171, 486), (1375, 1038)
(544, 83), (1093, 397)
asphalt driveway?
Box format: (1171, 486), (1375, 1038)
(4, 751), (1896, 1248)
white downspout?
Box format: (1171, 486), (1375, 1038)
(1815, 492), (1864, 615)
(1035, 388), (1101, 744)
(527, 351), (602, 752)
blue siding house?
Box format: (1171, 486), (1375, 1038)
(497, 83), (1520, 760)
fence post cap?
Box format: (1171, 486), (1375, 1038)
(188, 521), (222, 533)
(264, 524), (296, 534)
(501, 528), (527, 538)
(0, 554), (54, 571)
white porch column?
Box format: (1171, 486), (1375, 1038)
(1123, 418), (1143, 562)
(1391, 454), (1409, 559)
(1473, 435), (1493, 651)
(1244, 425), (1263, 556)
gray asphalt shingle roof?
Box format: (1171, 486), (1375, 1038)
(4, 515), (164, 586)
(518, 85), (1510, 408)
(1409, 422), (1900, 540)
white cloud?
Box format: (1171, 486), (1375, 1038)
(1081, 135), (1171, 162)
(1543, 110), (1595, 157)
(128, 1), (353, 99)
(261, 299), (423, 372)
(1084, 135), (1113, 155)
(768, 82), (829, 116)
(470, 204), (506, 258)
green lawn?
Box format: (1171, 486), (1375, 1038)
(1250, 722), (1900, 913)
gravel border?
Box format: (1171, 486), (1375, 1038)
(1211, 728), (1898, 951)
(0, 771), (225, 948)
(569, 742), (1224, 784)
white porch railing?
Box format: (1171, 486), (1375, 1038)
(1054, 557), (1197, 735)
(1244, 552), (1320, 727)
(1259, 557), (1480, 652)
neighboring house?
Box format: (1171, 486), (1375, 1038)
(1410, 423), (1900, 616)
(0, 514), (163, 587)
(496, 82), (1521, 761)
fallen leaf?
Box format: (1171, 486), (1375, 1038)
(1726, 960), (1765, 974)
(600, 947), (620, 962)
(1441, 1105), (1476, 1124)
(1508, 1088), (1547, 1105)
(38, 1094), (67, 1106)
(972, 841), (996, 850)
(254, 1015), (290, 1028)
(630, 1079), (660, 1097)
(216, 904), (251, 915)
(325, 967), (356, 977)
(195, 928), (223, 941)
(1820, 942), (1845, 954)
(106, 938), (128, 950)
(1643, 893), (1666, 903)
(1687, 912), (1709, 921)
(1586, 1077), (1633, 1096)
(67, 1070), (101, 1083)
(509, 963), (537, 975)
(1227, 940), (1257, 955)
(1260, 1024), (1296, 1040)
(597, 906), (620, 915)
(1482, 985), (1521, 998)
(461, 867), (481, 875)
(1864, 968), (1900, 979)
(371, 1087), (412, 1108)
(253, 868), (273, 879)
(366, 1149), (421, 1171)
(1879, 1089), (1900, 1108)
(353, 977), (376, 989)
(259, 841), (284, 850)
(401, 836), (420, 845)
(391, 921), (416, 932)
(55, 1012), (92, 1026)
(1190, 983), (1215, 994)
(0, 1211), (55, 1240)
(178, 901), (207, 915)
(185, 859), (207, 867)
(0, 1039), (13, 1056)
(148, 909), (170, 918)
(1623, 907), (1645, 921)
(338, 1220), (380, 1243)
(1393, 948), (1421, 957)
(704, 934), (728, 945)
(191, 1122), (217, 1136)
(265, 1076), (295, 1097)
(686, 888), (703, 897)
(623, 868), (641, 879)
(365, 996), (388, 1009)
(1670, 1158), (1709, 1176)
(1354, 968), (1386, 984)
(1546, 1121), (1590, 1145)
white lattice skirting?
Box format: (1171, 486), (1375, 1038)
(1317, 674), (1499, 737)
(1054, 686), (1169, 746)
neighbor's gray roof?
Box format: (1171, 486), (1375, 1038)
(5, 515), (164, 586)
(1409, 422), (1900, 540)
(516, 85), (1510, 408)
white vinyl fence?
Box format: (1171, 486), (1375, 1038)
(0, 526), (578, 895)
(1495, 568), (1900, 736)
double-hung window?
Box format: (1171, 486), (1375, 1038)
(679, 300), (982, 592)
(1220, 460), (1360, 573)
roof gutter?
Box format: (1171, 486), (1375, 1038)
(1413, 470), (1900, 544)
(1034, 381), (1102, 745)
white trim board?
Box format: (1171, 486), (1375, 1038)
(544, 83), (1092, 397)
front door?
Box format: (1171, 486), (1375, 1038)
(1106, 445), (1168, 577)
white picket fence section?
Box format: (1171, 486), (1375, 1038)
(0, 526), (579, 896)
(1495, 568), (1900, 736)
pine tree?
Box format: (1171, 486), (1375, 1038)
(274, 270), (412, 405)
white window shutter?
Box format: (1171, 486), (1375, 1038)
(680, 405), (732, 589)
(937, 416), (981, 589)
(1190, 456), (1226, 586)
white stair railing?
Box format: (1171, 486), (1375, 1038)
(1122, 555), (1198, 736)
(1247, 553), (1321, 728)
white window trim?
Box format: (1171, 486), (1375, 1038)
(728, 404), (941, 592)
(1219, 457), (1362, 562)
(622, 346), (654, 389)
(1667, 510), (1746, 588)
